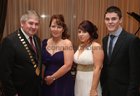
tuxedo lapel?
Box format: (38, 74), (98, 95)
(33, 36), (39, 55)
(18, 29), (37, 62)
(17, 30), (32, 57)
(103, 35), (109, 58)
(110, 31), (126, 63)
(33, 36), (41, 62)
(19, 29), (36, 54)
(33, 36), (42, 73)
(18, 29), (41, 76)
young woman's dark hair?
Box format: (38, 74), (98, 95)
(78, 20), (98, 40)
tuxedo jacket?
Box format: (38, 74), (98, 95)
(0, 29), (42, 96)
(100, 30), (140, 96)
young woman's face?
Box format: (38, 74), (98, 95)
(105, 12), (122, 32)
(50, 19), (64, 38)
(78, 29), (90, 43)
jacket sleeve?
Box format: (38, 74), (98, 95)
(127, 37), (140, 96)
(0, 37), (17, 96)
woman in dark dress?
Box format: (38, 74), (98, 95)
(42, 14), (74, 96)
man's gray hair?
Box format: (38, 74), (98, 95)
(20, 10), (40, 22)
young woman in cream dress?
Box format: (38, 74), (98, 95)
(74, 20), (104, 96)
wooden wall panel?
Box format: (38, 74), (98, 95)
(3, 0), (140, 48)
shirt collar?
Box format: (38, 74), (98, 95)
(109, 26), (122, 37)
(20, 28), (33, 40)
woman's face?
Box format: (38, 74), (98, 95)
(78, 29), (90, 43)
(50, 19), (64, 38)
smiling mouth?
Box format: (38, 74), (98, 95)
(79, 38), (84, 40)
(108, 25), (115, 28)
(53, 33), (58, 35)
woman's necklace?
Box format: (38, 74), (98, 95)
(80, 40), (92, 50)
(51, 38), (62, 54)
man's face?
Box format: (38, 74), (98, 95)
(105, 12), (122, 32)
(21, 16), (40, 36)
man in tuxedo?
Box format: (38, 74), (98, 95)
(0, 10), (42, 96)
(100, 6), (140, 96)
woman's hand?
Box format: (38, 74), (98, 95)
(44, 75), (55, 85)
(90, 89), (98, 96)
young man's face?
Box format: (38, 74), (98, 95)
(104, 12), (122, 32)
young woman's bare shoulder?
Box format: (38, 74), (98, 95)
(92, 42), (101, 47)
(92, 42), (102, 50)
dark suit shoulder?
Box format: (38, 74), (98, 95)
(122, 30), (137, 39)
(34, 35), (40, 41)
(3, 30), (18, 41)
(102, 35), (109, 45)
(103, 34), (109, 40)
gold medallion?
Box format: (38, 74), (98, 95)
(35, 67), (40, 76)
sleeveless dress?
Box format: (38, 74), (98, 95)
(42, 39), (74, 96)
(74, 45), (102, 96)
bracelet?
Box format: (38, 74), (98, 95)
(51, 76), (56, 81)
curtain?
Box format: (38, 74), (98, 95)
(0, 0), (8, 42)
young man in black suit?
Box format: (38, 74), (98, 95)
(0, 10), (42, 96)
(100, 6), (140, 96)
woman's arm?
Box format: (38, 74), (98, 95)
(90, 42), (104, 96)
